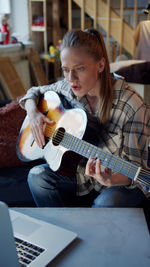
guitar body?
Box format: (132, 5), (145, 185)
(17, 91), (87, 173)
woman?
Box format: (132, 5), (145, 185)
(19, 29), (150, 207)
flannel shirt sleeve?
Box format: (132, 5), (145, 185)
(122, 103), (150, 189)
(19, 82), (60, 109)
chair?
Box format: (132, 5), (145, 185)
(28, 51), (48, 86)
(0, 57), (26, 99)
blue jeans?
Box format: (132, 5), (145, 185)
(28, 163), (146, 207)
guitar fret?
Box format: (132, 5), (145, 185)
(60, 132), (142, 182)
(80, 142), (92, 157)
(109, 158), (128, 175)
(72, 137), (80, 152)
(107, 157), (138, 178)
(84, 145), (93, 158)
(100, 151), (109, 166)
(108, 155), (119, 172)
(77, 139), (88, 156)
(62, 134), (73, 149)
(111, 158), (125, 173)
(102, 153), (112, 167)
(125, 162), (132, 176)
(87, 144), (98, 158)
(83, 146), (90, 157)
(79, 140), (88, 156)
(114, 163), (129, 176)
(128, 166), (138, 179)
(90, 146), (98, 158)
(74, 137), (89, 156)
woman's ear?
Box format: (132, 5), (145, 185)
(98, 57), (105, 73)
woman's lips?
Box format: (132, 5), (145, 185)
(71, 85), (81, 91)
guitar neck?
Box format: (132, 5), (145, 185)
(60, 131), (139, 181)
(55, 129), (150, 189)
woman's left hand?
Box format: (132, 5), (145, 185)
(85, 157), (132, 186)
(85, 157), (113, 186)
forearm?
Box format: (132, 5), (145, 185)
(24, 98), (38, 116)
(19, 85), (51, 110)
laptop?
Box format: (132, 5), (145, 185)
(0, 201), (77, 267)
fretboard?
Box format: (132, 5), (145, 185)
(60, 132), (139, 181)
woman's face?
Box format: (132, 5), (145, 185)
(60, 47), (105, 98)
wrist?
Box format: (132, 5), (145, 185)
(25, 99), (38, 115)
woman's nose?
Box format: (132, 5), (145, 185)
(68, 70), (78, 81)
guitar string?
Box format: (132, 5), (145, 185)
(46, 128), (150, 187)
(66, 136), (150, 186)
(45, 134), (150, 187)
(136, 179), (150, 187)
(51, 129), (137, 172)
(57, 130), (150, 187)
(137, 173), (150, 183)
(46, 126), (150, 178)
(45, 125), (150, 184)
(65, 134), (150, 184)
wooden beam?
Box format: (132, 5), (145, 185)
(81, 0), (85, 30)
(68, 0), (72, 30)
(73, 0), (135, 57)
(93, 0), (97, 29)
(31, 0), (44, 2)
(133, 0), (137, 29)
(148, 0), (150, 21)
(29, 0), (33, 40)
(119, 0), (124, 58)
(52, 0), (60, 46)
(43, 0), (47, 52)
(133, 0), (137, 58)
(106, 0), (110, 59)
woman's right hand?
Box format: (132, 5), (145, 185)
(28, 110), (53, 148)
(25, 98), (53, 148)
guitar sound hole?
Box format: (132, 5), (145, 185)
(52, 127), (65, 146)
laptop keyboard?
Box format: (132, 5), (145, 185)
(15, 237), (45, 267)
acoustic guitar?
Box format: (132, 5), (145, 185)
(17, 91), (150, 189)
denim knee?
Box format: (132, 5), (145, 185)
(28, 164), (52, 191)
(92, 186), (146, 208)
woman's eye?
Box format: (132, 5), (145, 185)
(62, 69), (69, 73)
(77, 66), (85, 71)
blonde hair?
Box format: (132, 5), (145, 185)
(60, 28), (113, 124)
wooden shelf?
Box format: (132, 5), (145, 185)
(29, 0), (62, 82)
(29, 0), (51, 53)
(31, 25), (52, 32)
(30, 0), (45, 2)
(29, 0), (61, 52)
(31, 26), (45, 31)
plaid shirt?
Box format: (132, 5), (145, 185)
(20, 75), (150, 196)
